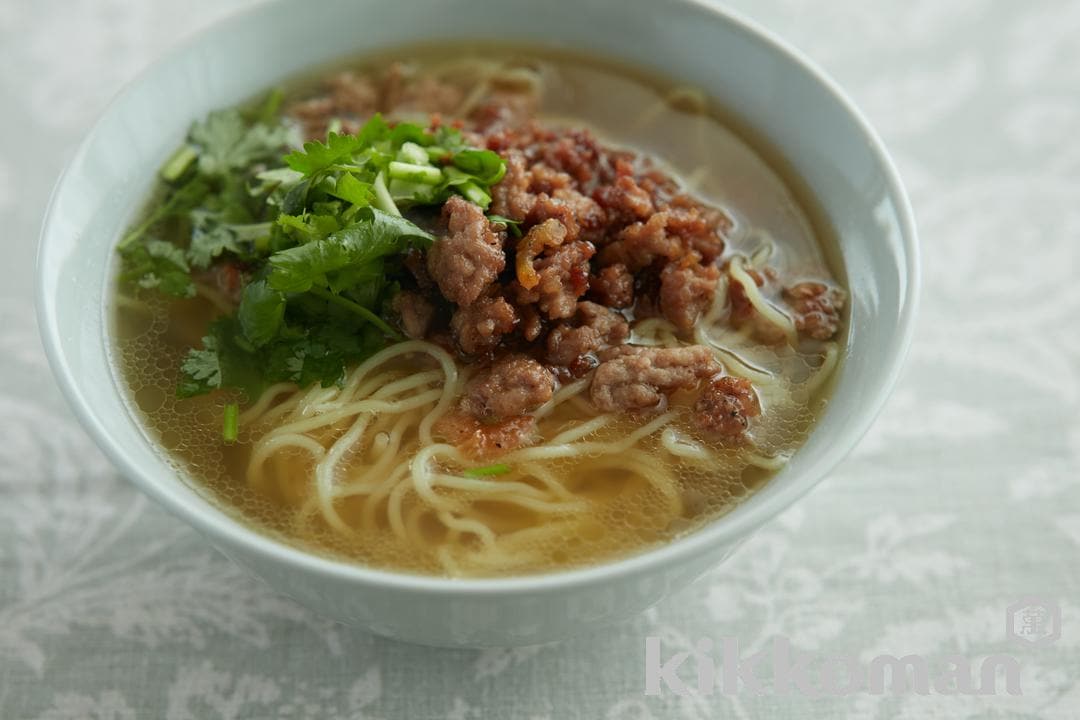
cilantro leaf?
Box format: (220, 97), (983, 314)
(276, 212), (340, 244)
(355, 113), (391, 146)
(178, 318), (268, 400)
(177, 335), (221, 398)
(284, 132), (366, 177)
(190, 109), (290, 176)
(188, 210), (242, 269)
(267, 208), (432, 294)
(237, 279), (286, 348)
(119, 239), (195, 298)
(333, 257), (383, 302)
(188, 210), (273, 268)
(329, 173), (375, 207)
(269, 322), (385, 389)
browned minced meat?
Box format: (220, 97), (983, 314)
(694, 376), (761, 441)
(513, 239), (595, 320)
(427, 196), (505, 307)
(550, 189), (607, 239)
(599, 212), (684, 271)
(471, 91), (538, 132)
(433, 412), (538, 459)
(392, 291), (435, 340)
(519, 217), (568, 255)
(286, 75), (843, 432)
(784, 282), (847, 340)
(461, 354), (556, 421)
(402, 248), (435, 292)
(590, 345), (719, 413)
(594, 174), (655, 224)
(546, 302), (629, 367)
(524, 193), (579, 241)
(517, 303), (544, 342)
(528, 163), (573, 194)
(589, 264), (634, 308)
(660, 260), (721, 331)
(490, 150), (535, 221)
(664, 196), (730, 262)
(288, 64), (467, 139)
(451, 296), (518, 356)
(287, 72), (379, 138)
(539, 127), (604, 186)
(329, 72), (379, 115)
(383, 66), (464, 116)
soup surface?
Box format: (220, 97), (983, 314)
(112, 46), (846, 577)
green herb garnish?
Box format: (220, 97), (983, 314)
(118, 95), (508, 423)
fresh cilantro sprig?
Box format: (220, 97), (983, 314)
(117, 99), (508, 439)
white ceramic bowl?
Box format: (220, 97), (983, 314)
(36, 0), (918, 646)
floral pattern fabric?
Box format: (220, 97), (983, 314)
(2, 0), (1078, 717)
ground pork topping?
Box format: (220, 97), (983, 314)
(490, 150), (535, 221)
(784, 282), (847, 340)
(427, 196), (505, 307)
(546, 302), (629, 367)
(588, 264), (635, 308)
(451, 296), (517, 355)
(660, 260), (721, 331)
(599, 212), (684, 271)
(284, 73), (844, 432)
(694, 375), (761, 441)
(590, 345), (719, 413)
(513, 239), (595, 320)
(433, 412), (538, 459)
(392, 291), (435, 340)
(461, 354), (557, 421)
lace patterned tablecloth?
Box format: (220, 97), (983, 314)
(3, 1), (1079, 718)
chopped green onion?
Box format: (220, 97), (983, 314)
(459, 182), (492, 209)
(222, 403), (240, 444)
(425, 145), (450, 162)
(442, 166), (469, 183)
(387, 161), (443, 185)
(463, 463), (512, 478)
(372, 171), (400, 216)
(160, 145), (198, 182)
(397, 141), (430, 165)
(388, 177), (435, 202)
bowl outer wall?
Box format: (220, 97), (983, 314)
(36, 0), (919, 646)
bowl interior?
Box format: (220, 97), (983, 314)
(37, 0), (916, 591)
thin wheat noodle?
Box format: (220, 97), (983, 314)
(728, 257), (798, 345)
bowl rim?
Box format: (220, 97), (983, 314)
(36, 0), (920, 597)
